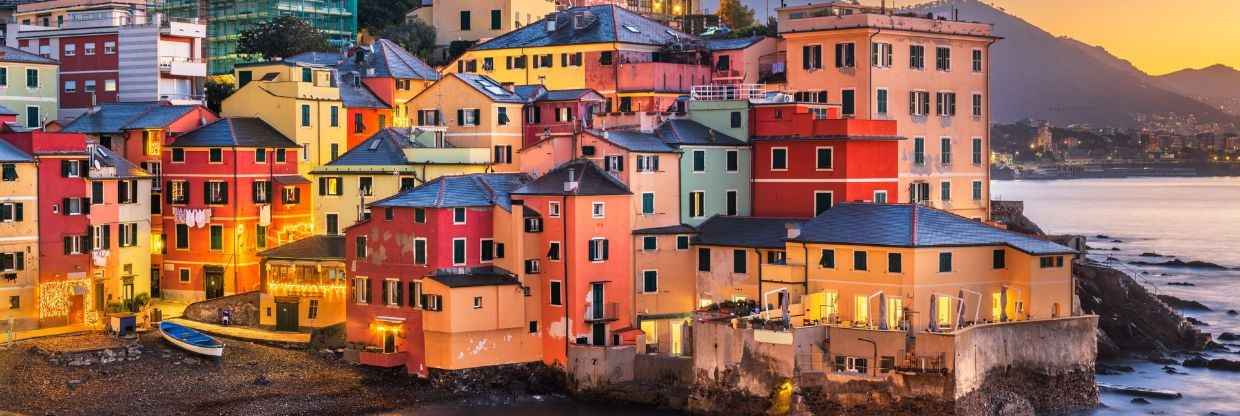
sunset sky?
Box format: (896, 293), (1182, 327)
(738, 0), (1240, 76)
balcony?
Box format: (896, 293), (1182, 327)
(690, 84), (767, 101)
(523, 122), (579, 147)
(616, 62), (713, 93)
(403, 146), (492, 165)
(585, 302), (620, 323)
(159, 56), (207, 78)
(761, 263), (806, 283)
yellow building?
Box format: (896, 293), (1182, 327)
(693, 216), (809, 309)
(258, 235), (348, 331)
(403, 73), (526, 172)
(224, 61), (348, 177)
(408, 0), (555, 49)
(309, 127), (491, 235)
(447, 5), (712, 113)
(766, 203), (1075, 332)
(0, 141), (38, 330)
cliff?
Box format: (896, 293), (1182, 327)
(1074, 262), (1211, 358)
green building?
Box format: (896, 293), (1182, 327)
(654, 99), (754, 226)
(161, 0), (358, 75)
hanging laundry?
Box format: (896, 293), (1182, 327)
(91, 249), (109, 267)
(259, 204), (271, 227)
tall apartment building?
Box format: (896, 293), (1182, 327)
(6, 1), (207, 121)
(160, 0), (358, 75)
(779, 2), (997, 219)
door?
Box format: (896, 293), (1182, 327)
(326, 214), (338, 235)
(275, 301), (299, 332)
(150, 267), (161, 298)
(670, 321), (684, 356)
(205, 269), (224, 299)
(591, 323), (606, 346)
(383, 331), (396, 353)
(590, 282), (604, 320)
(68, 294), (84, 324)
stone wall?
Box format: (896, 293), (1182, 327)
(692, 322), (795, 397)
(566, 344), (635, 390)
(634, 353), (693, 384)
(182, 291), (260, 326)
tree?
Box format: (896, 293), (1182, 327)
(379, 18), (437, 62)
(237, 15), (331, 60)
(205, 76), (235, 114)
(718, 0), (755, 29)
(358, 0), (420, 35)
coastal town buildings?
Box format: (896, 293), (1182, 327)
(515, 85), (605, 148)
(0, 44), (58, 128)
(704, 36), (781, 85)
(7, 2), (207, 121)
(403, 72), (527, 172)
(404, 0), (557, 61)
(667, 99), (754, 225)
(257, 234), (347, 331)
(85, 144), (153, 315)
(778, 2), (996, 219)
(0, 139), (37, 330)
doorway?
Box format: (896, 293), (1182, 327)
(591, 323), (606, 346)
(275, 300), (299, 332)
(205, 268), (224, 299)
(150, 267), (161, 298)
(382, 331), (396, 353)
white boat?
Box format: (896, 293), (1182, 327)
(159, 321), (224, 357)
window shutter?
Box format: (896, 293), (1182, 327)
(221, 182), (229, 203)
(588, 241), (596, 261)
(457, 109), (464, 126)
(83, 226), (93, 252)
(505, 146), (512, 163)
(653, 156), (660, 171)
(79, 160), (89, 175)
(417, 110), (424, 126)
(318, 178), (327, 195)
(636, 157), (644, 171)
(102, 225), (111, 249)
(496, 243), (505, 258)
(14, 203), (21, 221)
(834, 44), (843, 68)
(165, 182), (174, 203)
(802, 46), (810, 69)
(252, 182), (260, 203)
(381, 282), (389, 305)
(60, 160), (69, 177)
(366, 281), (374, 304)
(63, 236), (71, 255)
(471, 109), (481, 125)
(81, 198), (90, 214)
(14, 252), (23, 270)
(203, 182), (211, 203)
(909, 92), (916, 115)
(602, 239), (609, 260)
(61, 198), (68, 214)
(616, 156), (624, 171)
(395, 282), (404, 306)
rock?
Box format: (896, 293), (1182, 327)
(1186, 317), (1209, 326)
(1182, 357), (1240, 371)
(1129, 259), (1229, 270)
(253, 375), (272, 386)
(1166, 282), (1195, 286)
(1157, 294), (1211, 311)
(1110, 247), (1120, 251)
(1075, 263), (1211, 358)
(1096, 364), (1135, 375)
(1228, 310), (1238, 316)
(1219, 333), (1240, 341)
(1146, 352), (1178, 365)
(1096, 234), (1111, 239)
(1112, 239), (1123, 243)
(1139, 252), (1164, 257)
(1131, 398), (1150, 405)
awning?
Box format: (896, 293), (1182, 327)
(273, 175), (311, 185)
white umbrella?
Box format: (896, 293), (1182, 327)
(999, 286), (1009, 322)
(878, 292), (888, 330)
(929, 294), (938, 332)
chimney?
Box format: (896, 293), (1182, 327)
(785, 222), (801, 239)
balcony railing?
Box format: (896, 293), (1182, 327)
(585, 302), (619, 323)
(690, 84), (767, 101)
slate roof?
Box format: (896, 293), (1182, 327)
(62, 102), (199, 134)
(369, 173), (530, 211)
(454, 73), (528, 103)
(704, 36), (767, 51)
(472, 5), (695, 50)
(430, 266), (519, 288)
(695, 216), (806, 249)
(258, 235), (345, 260)
(0, 45), (57, 65)
(169, 118), (299, 149)
(633, 224), (696, 235)
(0, 139), (32, 163)
(88, 145), (149, 179)
(364, 39), (439, 80)
(794, 203), (1076, 255)
(590, 129), (678, 153)
(655, 119), (746, 147)
(323, 128), (412, 167)
(334, 70), (389, 108)
(0, 104), (16, 116)
(512, 159), (631, 196)
(284, 51), (342, 66)
(513, 85), (547, 101)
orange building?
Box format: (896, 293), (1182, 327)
(161, 118), (312, 302)
(403, 72), (527, 171)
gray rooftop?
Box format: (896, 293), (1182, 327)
(62, 102), (201, 134)
(695, 216), (806, 249)
(512, 159), (631, 196)
(258, 235), (345, 260)
(590, 129), (678, 153)
(369, 173), (530, 211)
(472, 5), (695, 50)
(0, 45), (57, 65)
(0, 138), (32, 163)
(169, 118), (299, 149)
(655, 119), (746, 147)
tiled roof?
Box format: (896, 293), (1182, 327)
(655, 119), (746, 147)
(169, 118), (299, 149)
(430, 266), (519, 288)
(284, 51), (342, 66)
(0, 104), (17, 116)
(633, 224), (696, 235)
(88, 145), (149, 179)
(513, 84), (547, 101)
(365, 39), (439, 80)
(695, 216), (806, 249)
(62, 102), (200, 134)
(704, 36), (767, 51)
(369, 173), (530, 211)
(590, 129), (678, 153)
(0, 138), (32, 162)
(454, 73), (528, 103)
(512, 159), (631, 196)
(472, 5), (695, 50)
(335, 70), (389, 108)
(794, 203), (1076, 255)
(0, 45), (57, 65)
(258, 235), (345, 260)
(323, 128), (412, 167)
(272, 175), (310, 185)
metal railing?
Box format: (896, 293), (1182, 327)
(690, 84), (767, 101)
(585, 302), (619, 322)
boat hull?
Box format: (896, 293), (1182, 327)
(159, 322), (224, 357)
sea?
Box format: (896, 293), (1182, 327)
(994, 177), (1240, 416)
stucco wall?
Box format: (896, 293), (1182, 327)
(953, 315), (1097, 398)
(567, 344), (636, 389)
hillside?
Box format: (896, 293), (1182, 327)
(1156, 65), (1240, 117)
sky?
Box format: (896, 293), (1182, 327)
(729, 0), (1240, 76)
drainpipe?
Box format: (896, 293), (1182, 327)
(561, 193), (570, 357)
(984, 37), (998, 220)
(801, 241), (809, 295)
(231, 140), (239, 295)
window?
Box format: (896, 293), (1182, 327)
(168, 180), (188, 204)
(209, 225), (223, 251)
(973, 180), (984, 201)
(473, 296), (483, 309)
(209, 148), (223, 163)
(972, 49), (983, 72)
(936, 92), (957, 116)
(497, 107), (509, 126)
(816, 147), (833, 170)
(938, 252), (953, 272)
(940, 138), (952, 165)
(526, 217), (543, 233)
(276, 149), (287, 163)
(887, 253), (902, 273)
(549, 202), (560, 217)
(936, 47), (951, 71)
(697, 248), (711, 272)
(913, 138), (925, 165)
(725, 150), (739, 172)
(853, 250), (867, 271)
(730, 111), (741, 128)
(25, 69), (37, 88)
(771, 148), (788, 170)
(0, 68), (6, 86)
(692, 150), (705, 172)
(732, 249), (746, 273)
(104, 41), (115, 54)
(330, 106), (339, 127)
(308, 299), (319, 319)
(64, 80), (76, 92)
(814, 191), (833, 215)
(641, 192), (655, 215)
(672, 236), (688, 251)
(175, 224), (188, 248)
(460, 10), (471, 30)
(689, 191), (705, 218)
(833, 43), (855, 68)
(205, 181), (228, 204)
(414, 208), (426, 223)
(972, 137), (984, 165)
(801, 44), (822, 69)
(319, 177), (342, 196)
(941, 181), (952, 202)
(642, 236), (657, 251)
(254, 148), (267, 164)
(104, 79), (115, 92)
(383, 207), (393, 221)
(118, 180), (138, 204)
(91, 182), (104, 204)
(588, 238), (609, 262)
(409, 281), (423, 308)
(972, 94), (983, 118)
(603, 155), (623, 172)
(636, 155), (659, 172)
(876, 89), (888, 115)
(354, 113), (365, 133)
(725, 190), (738, 216)
(170, 148), (186, 163)
(325, 214), (339, 235)
(874, 190), (888, 204)
(452, 238), (466, 265)
(547, 241), (561, 261)
(414, 238), (427, 265)
(529, 320), (538, 333)
(481, 239), (495, 262)
(819, 249), (835, 268)
(591, 202), (604, 218)
(300, 105), (311, 127)
(0, 203), (22, 222)
(355, 236), (367, 258)
(24, 106), (38, 129)
(871, 42), (893, 67)
(252, 180), (271, 203)
(909, 91), (930, 116)
(993, 249), (1006, 269)
(359, 177), (373, 196)
(493, 145), (512, 164)
(549, 281), (562, 305)
(255, 225), (267, 249)
(179, 268), (190, 282)
(458, 108), (480, 126)
(64, 43), (75, 56)
(642, 270), (658, 293)
(841, 89), (855, 116)
(353, 277), (370, 304)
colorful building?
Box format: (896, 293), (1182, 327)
(452, 5), (711, 113)
(656, 117), (751, 225)
(86, 144), (153, 314)
(160, 118), (312, 302)
(344, 173), (533, 375)
(749, 102), (901, 218)
(704, 36), (781, 85)
(0, 139), (38, 330)
(310, 127), (491, 236)
(0, 45), (58, 128)
(778, 2), (996, 219)
(693, 216), (805, 308)
(7, 4), (207, 121)
(258, 234), (346, 331)
(514, 86), (605, 148)
(403, 72), (527, 171)
(408, 0), (556, 58)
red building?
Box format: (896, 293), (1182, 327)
(513, 86), (606, 148)
(160, 118), (312, 302)
(345, 173), (530, 375)
(749, 103), (901, 218)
